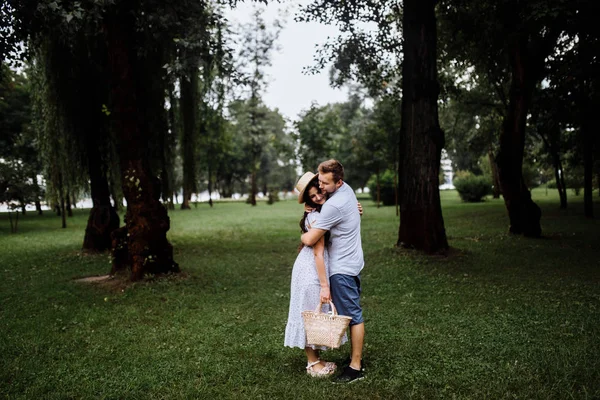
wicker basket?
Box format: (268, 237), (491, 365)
(302, 301), (352, 349)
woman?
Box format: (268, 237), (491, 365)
(284, 171), (339, 377)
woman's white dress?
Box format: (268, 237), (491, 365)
(284, 211), (347, 349)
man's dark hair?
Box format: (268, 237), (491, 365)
(318, 159), (344, 183)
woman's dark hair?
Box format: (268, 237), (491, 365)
(299, 176), (330, 244)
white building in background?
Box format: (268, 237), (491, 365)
(439, 149), (454, 190)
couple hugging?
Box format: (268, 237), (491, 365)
(284, 159), (365, 384)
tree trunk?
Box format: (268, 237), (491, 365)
(496, 35), (541, 237)
(397, 0), (448, 253)
(60, 195), (66, 229)
(554, 160), (568, 209)
(394, 168), (399, 216)
(31, 174), (43, 215)
(581, 101), (594, 218)
(488, 150), (501, 198)
(376, 170), (381, 208)
(105, 6), (179, 281)
(208, 165), (214, 207)
(83, 142), (120, 252)
(66, 194), (73, 217)
(180, 63), (199, 211)
(250, 170), (257, 206)
(539, 126), (568, 209)
(162, 83), (178, 209)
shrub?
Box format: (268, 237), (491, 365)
(522, 162), (541, 189)
(267, 191), (279, 205)
(367, 170), (396, 206)
(454, 174), (492, 202)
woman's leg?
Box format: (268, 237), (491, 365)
(305, 347), (325, 371)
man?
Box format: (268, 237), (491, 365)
(301, 159), (365, 383)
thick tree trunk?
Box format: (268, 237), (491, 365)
(488, 150), (501, 198)
(83, 144), (120, 252)
(397, 0), (448, 253)
(496, 35), (541, 237)
(105, 6), (179, 281)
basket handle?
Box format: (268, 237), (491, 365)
(314, 300), (338, 316)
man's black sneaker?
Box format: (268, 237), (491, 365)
(343, 358), (365, 371)
(333, 365), (365, 384)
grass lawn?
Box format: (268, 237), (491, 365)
(0, 190), (599, 399)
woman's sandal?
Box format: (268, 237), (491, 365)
(306, 359), (337, 378)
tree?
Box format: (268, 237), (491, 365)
(236, 6), (283, 206)
(299, 0), (448, 252)
(437, 0), (592, 236)
(179, 62), (200, 210)
(103, 2), (180, 280)
(3, 0), (237, 278)
(396, 0), (448, 252)
(0, 64), (44, 218)
(360, 95), (401, 207)
(295, 103), (343, 172)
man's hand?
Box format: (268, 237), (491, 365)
(357, 202), (363, 216)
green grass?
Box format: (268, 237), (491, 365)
(1, 190), (599, 399)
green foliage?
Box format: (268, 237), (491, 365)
(0, 195), (599, 398)
(0, 64), (43, 209)
(295, 103), (343, 171)
(223, 99), (295, 198)
(297, 0), (402, 96)
(295, 89), (394, 189)
(453, 172), (492, 202)
(522, 162), (541, 189)
(366, 170), (396, 206)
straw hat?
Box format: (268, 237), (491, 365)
(295, 172), (318, 204)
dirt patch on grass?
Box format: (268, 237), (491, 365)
(74, 273), (132, 292)
(76, 275), (112, 283)
(74, 271), (191, 292)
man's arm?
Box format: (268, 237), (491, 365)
(301, 228), (327, 246)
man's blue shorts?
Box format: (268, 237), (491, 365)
(330, 274), (363, 326)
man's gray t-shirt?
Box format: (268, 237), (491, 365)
(313, 182), (364, 276)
